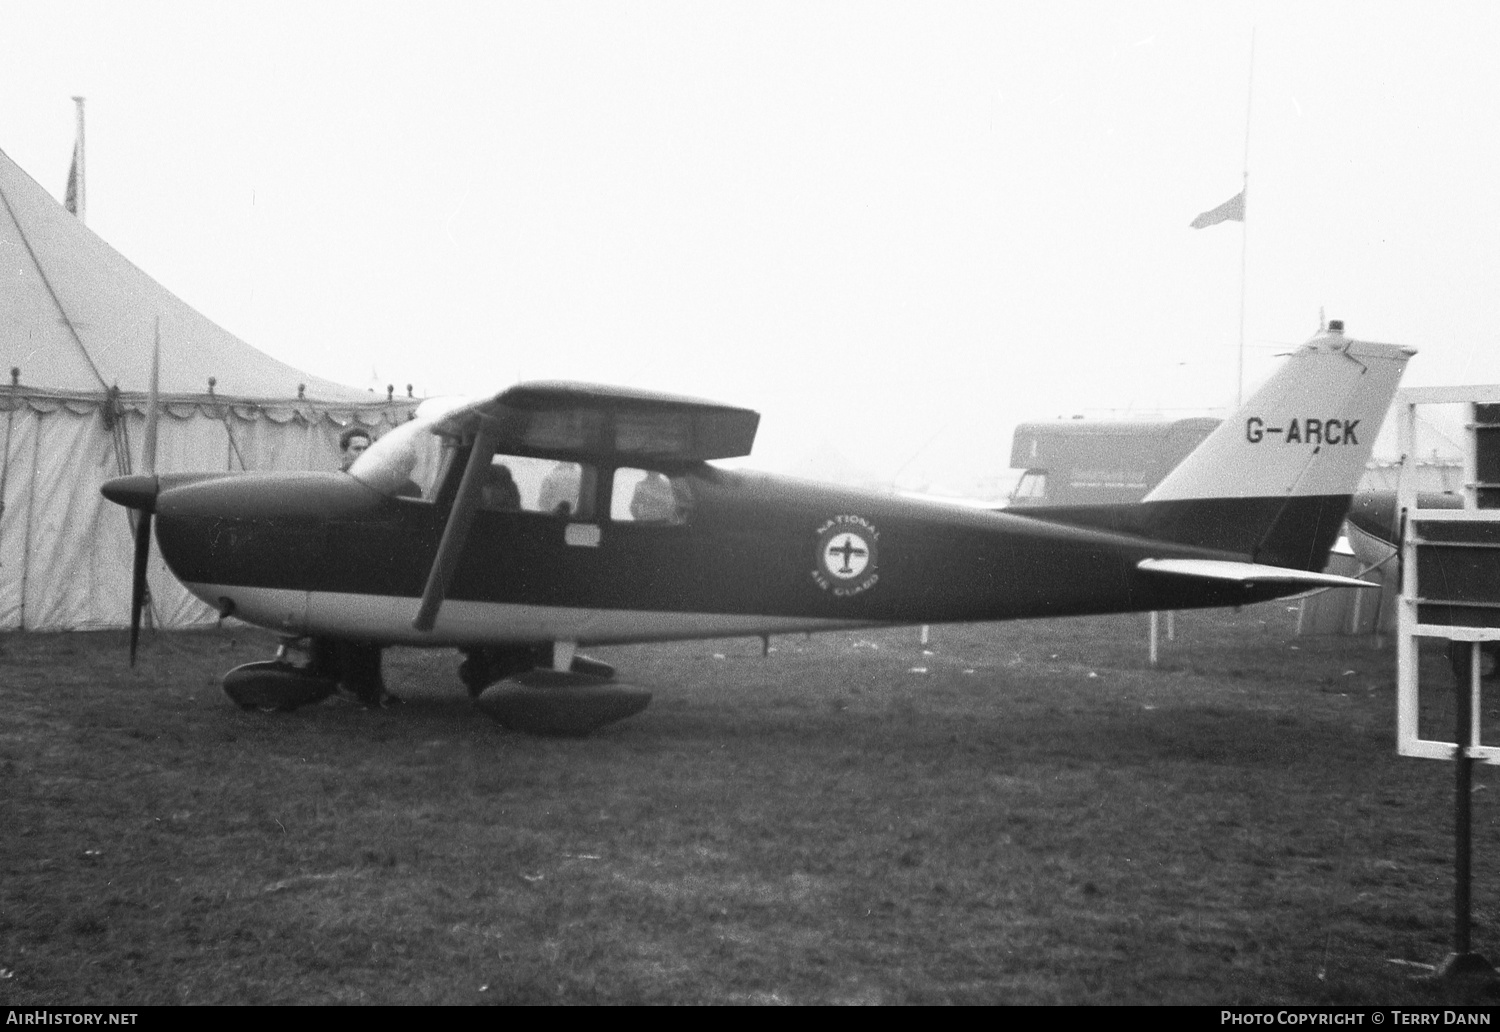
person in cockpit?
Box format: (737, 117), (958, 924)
(481, 463), (522, 511)
(629, 470), (678, 522)
(538, 462), (581, 516)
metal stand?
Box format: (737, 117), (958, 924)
(1395, 388), (1500, 985)
(1435, 645), (1498, 985)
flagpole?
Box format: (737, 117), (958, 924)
(71, 95), (86, 225)
(1236, 32), (1254, 406)
(144, 318), (161, 475)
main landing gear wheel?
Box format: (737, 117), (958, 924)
(458, 647), (619, 698)
(223, 661), (337, 712)
(474, 669), (651, 737)
(458, 645), (546, 698)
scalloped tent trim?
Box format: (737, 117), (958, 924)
(0, 387), (417, 427)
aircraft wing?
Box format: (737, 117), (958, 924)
(1136, 558), (1374, 590)
(428, 381), (760, 463)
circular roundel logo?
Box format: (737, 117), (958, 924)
(812, 515), (880, 597)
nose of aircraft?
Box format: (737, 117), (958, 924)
(101, 474), (160, 512)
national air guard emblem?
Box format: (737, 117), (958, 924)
(812, 515), (880, 597)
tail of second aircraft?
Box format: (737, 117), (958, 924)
(1023, 322), (1414, 572)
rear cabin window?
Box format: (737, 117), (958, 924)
(611, 467), (691, 524)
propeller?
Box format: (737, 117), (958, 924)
(101, 474), (160, 665)
(125, 320), (161, 664)
(129, 508), (152, 664)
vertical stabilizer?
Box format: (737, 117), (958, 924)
(1021, 323), (1414, 570)
(1145, 324), (1412, 504)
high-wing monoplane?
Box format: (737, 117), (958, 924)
(102, 323), (1412, 733)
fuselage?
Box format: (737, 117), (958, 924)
(148, 463), (1288, 648)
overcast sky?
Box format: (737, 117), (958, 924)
(3, 1), (1497, 488)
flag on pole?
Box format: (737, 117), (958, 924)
(64, 141), (81, 216)
(1190, 190), (1245, 229)
(65, 96), (85, 222)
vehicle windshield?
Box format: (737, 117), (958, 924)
(347, 400), (459, 498)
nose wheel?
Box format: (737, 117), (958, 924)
(223, 659), (337, 711)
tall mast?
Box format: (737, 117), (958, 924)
(1236, 32), (1254, 405)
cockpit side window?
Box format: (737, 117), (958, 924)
(611, 467), (692, 524)
(477, 454), (596, 520)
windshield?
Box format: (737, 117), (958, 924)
(347, 400), (460, 498)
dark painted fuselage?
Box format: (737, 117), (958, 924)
(148, 463), (1323, 647)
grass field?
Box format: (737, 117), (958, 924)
(2, 604), (1499, 1005)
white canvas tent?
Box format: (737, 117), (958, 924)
(0, 145), (419, 630)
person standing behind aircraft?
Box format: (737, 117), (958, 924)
(339, 427), (372, 471)
(325, 424), (401, 707)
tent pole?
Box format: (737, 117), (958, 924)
(20, 418), (40, 628)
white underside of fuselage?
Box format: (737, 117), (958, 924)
(185, 582), (880, 646)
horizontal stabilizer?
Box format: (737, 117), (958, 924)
(1137, 558), (1375, 590)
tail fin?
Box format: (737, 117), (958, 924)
(1145, 324), (1412, 506)
(1030, 323), (1414, 570)
(1144, 323), (1412, 567)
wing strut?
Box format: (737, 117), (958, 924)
(412, 423), (498, 633)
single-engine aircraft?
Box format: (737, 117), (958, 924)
(102, 322), (1411, 734)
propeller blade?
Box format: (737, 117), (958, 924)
(102, 474), (159, 665)
(129, 510), (152, 665)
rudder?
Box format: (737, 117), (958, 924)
(1019, 323), (1414, 570)
(1141, 322), (1414, 567)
